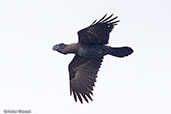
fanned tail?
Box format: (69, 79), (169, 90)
(108, 46), (134, 57)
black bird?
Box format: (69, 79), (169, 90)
(53, 14), (133, 103)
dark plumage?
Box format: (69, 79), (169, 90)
(53, 14), (134, 103)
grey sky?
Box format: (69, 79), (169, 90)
(0, 0), (171, 114)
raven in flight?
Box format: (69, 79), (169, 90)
(53, 14), (134, 103)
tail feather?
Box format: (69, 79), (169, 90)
(108, 46), (134, 57)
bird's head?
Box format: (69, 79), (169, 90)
(52, 43), (68, 54)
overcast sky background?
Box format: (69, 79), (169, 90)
(0, 0), (171, 114)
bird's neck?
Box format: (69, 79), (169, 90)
(63, 43), (77, 54)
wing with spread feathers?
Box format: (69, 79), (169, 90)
(69, 55), (103, 103)
(78, 14), (119, 44)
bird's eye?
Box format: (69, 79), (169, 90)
(59, 43), (64, 46)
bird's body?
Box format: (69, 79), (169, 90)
(53, 14), (134, 103)
(66, 43), (109, 58)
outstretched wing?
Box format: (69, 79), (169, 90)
(69, 55), (103, 103)
(78, 14), (120, 44)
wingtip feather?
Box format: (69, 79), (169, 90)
(76, 93), (83, 103)
(97, 14), (108, 23)
(73, 91), (77, 102)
